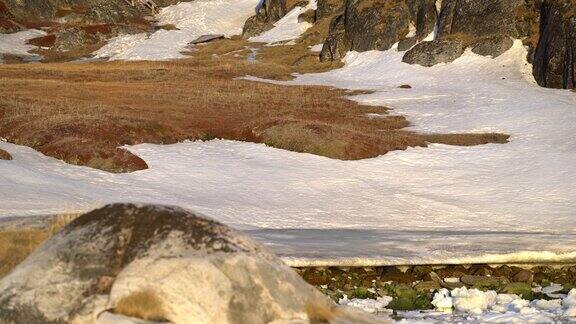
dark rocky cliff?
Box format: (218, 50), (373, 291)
(318, 0), (575, 89)
(533, 0), (576, 88)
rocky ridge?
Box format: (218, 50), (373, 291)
(297, 0), (575, 89)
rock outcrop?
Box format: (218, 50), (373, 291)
(402, 0), (529, 66)
(0, 204), (338, 323)
(317, 0), (574, 89)
(533, 0), (576, 89)
(402, 39), (465, 66)
(320, 0), (437, 61)
(242, 0), (309, 38)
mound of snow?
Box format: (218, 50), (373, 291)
(94, 0), (259, 60)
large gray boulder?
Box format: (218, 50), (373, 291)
(0, 204), (343, 324)
(402, 39), (465, 66)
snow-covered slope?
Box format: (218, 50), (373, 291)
(94, 0), (259, 60)
(2, 6), (575, 266)
(249, 0), (317, 43)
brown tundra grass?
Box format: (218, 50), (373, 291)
(0, 213), (77, 278)
(0, 38), (508, 172)
(114, 290), (167, 321)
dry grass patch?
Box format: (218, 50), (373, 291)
(0, 38), (508, 172)
(114, 290), (167, 322)
(0, 229), (47, 278)
(0, 213), (78, 279)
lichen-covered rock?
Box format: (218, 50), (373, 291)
(533, 0), (576, 89)
(436, 0), (525, 40)
(321, 0), (437, 61)
(0, 204), (334, 324)
(402, 39), (465, 66)
(316, 0), (344, 20)
(471, 35), (514, 58)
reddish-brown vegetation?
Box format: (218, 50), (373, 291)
(0, 39), (508, 172)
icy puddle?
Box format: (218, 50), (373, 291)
(1, 39), (576, 266)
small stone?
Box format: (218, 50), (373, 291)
(398, 84), (412, 89)
(513, 269), (534, 284)
(380, 267), (417, 284)
(414, 281), (441, 293)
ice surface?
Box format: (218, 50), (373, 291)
(94, 0), (259, 60)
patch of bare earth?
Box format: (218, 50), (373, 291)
(0, 35), (508, 172)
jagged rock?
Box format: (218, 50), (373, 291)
(0, 0), (143, 26)
(320, 14), (348, 61)
(316, 0), (344, 20)
(0, 204), (334, 324)
(242, 0), (308, 38)
(471, 35), (514, 58)
(397, 36), (418, 51)
(533, 0), (576, 89)
(402, 0), (527, 61)
(321, 0), (437, 61)
(436, 0), (525, 40)
(402, 39), (465, 66)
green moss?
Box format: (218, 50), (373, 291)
(351, 287), (376, 299)
(387, 285), (433, 311)
(502, 282), (534, 300)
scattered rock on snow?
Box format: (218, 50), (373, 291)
(0, 203), (347, 324)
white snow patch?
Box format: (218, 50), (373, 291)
(0, 29), (46, 59)
(339, 296), (392, 314)
(309, 43), (324, 52)
(94, 0), (259, 60)
(249, 0), (317, 43)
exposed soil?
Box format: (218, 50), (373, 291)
(0, 38), (508, 172)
